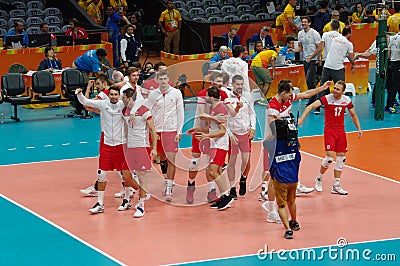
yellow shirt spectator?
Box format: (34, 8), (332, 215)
(352, 12), (365, 23)
(283, 3), (296, 35)
(251, 50), (278, 69)
(387, 13), (400, 33)
(159, 9), (182, 32)
(78, 0), (87, 11)
(87, 0), (103, 25)
(323, 20), (346, 33)
(372, 9), (391, 21)
(276, 13), (286, 44)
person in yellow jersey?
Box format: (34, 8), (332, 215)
(387, 4), (400, 33)
(276, 13), (286, 47)
(77, 0), (87, 11)
(351, 3), (366, 23)
(87, 0), (103, 25)
(158, 0), (182, 55)
(283, 0), (300, 39)
(110, 0), (128, 14)
(251, 48), (277, 101)
(323, 10), (346, 33)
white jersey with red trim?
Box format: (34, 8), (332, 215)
(194, 87), (229, 129)
(147, 86), (184, 134)
(320, 94), (353, 131)
(120, 83), (143, 100)
(209, 102), (229, 150)
(123, 98), (152, 148)
(225, 91), (256, 135)
(267, 93), (297, 118)
(77, 94), (126, 146)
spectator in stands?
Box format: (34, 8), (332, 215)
(77, 0), (87, 11)
(352, 3), (367, 23)
(39, 22), (57, 41)
(72, 48), (108, 81)
(110, 0), (128, 14)
(209, 45), (230, 70)
(65, 18), (88, 43)
(275, 13), (286, 47)
(250, 26), (274, 48)
(283, 0), (300, 39)
(159, 0), (182, 55)
(251, 41), (263, 59)
(87, 0), (103, 26)
(307, 5), (317, 26)
(335, 3), (350, 24)
(121, 24), (141, 69)
(313, 1), (330, 35)
(4, 21), (29, 49)
(128, 12), (143, 43)
(387, 3), (400, 33)
(279, 36), (296, 62)
(106, 6), (130, 67)
(251, 48), (277, 100)
(241, 46), (251, 63)
(38, 46), (62, 71)
(373, 4), (391, 21)
(323, 10), (346, 33)
(221, 27), (240, 50)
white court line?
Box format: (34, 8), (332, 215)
(26, 146), (35, 149)
(44, 144), (53, 147)
(61, 143), (71, 146)
(7, 148), (17, 151)
(0, 194), (126, 266)
(0, 156), (98, 167)
(168, 237), (400, 265)
(79, 141), (88, 144)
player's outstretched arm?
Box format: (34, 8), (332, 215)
(296, 80), (333, 100)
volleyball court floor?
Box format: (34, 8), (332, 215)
(0, 93), (399, 265)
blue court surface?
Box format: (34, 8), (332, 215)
(0, 92), (399, 265)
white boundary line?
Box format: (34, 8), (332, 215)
(0, 194), (126, 266)
(168, 237), (400, 265)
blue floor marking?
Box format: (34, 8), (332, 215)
(0, 195), (121, 266)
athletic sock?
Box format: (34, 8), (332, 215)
(124, 187), (130, 200)
(316, 174), (323, 181)
(229, 180), (236, 188)
(334, 178), (340, 186)
(269, 200), (276, 212)
(208, 181), (215, 191)
(98, 191), (105, 205)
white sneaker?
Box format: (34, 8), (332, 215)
(259, 191), (268, 201)
(80, 185), (97, 197)
(133, 206), (145, 218)
(89, 202), (104, 214)
(165, 185), (173, 202)
(114, 187), (136, 198)
(117, 199), (131, 211)
(261, 201), (270, 212)
(267, 211), (282, 224)
(331, 185), (348, 195)
(315, 178), (323, 192)
(296, 183), (315, 196)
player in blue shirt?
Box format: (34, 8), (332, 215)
(73, 49), (108, 75)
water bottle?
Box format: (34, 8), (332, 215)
(0, 112), (4, 124)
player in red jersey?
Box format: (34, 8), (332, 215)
(299, 80), (362, 195)
(185, 71), (229, 204)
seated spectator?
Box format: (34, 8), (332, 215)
(241, 46), (251, 63)
(279, 36), (296, 62)
(4, 21), (29, 49)
(323, 11), (346, 33)
(352, 3), (367, 23)
(251, 41), (264, 59)
(335, 3), (350, 24)
(38, 46), (62, 71)
(65, 18), (88, 43)
(250, 26), (274, 48)
(72, 48), (108, 81)
(209, 46), (230, 70)
(40, 22), (56, 41)
(221, 27), (240, 50)
(313, 1), (330, 35)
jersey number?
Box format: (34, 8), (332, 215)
(334, 107), (343, 116)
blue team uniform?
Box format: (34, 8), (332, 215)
(74, 50), (102, 73)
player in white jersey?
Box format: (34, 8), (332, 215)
(196, 87), (234, 210)
(146, 70), (184, 202)
(320, 20), (341, 62)
(224, 75), (256, 198)
(299, 80), (362, 195)
(221, 45), (250, 92)
(120, 88), (157, 217)
(119, 67), (144, 101)
(77, 86), (132, 214)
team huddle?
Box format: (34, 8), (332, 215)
(76, 67), (362, 239)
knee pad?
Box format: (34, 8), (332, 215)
(189, 157), (201, 171)
(97, 169), (107, 182)
(334, 156), (346, 171)
(321, 156), (334, 168)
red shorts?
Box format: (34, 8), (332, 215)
(209, 148), (227, 166)
(157, 131), (179, 153)
(191, 135), (211, 154)
(99, 143), (129, 171)
(124, 147), (152, 171)
(324, 130), (347, 153)
(229, 133), (251, 155)
(263, 149), (269, 171)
